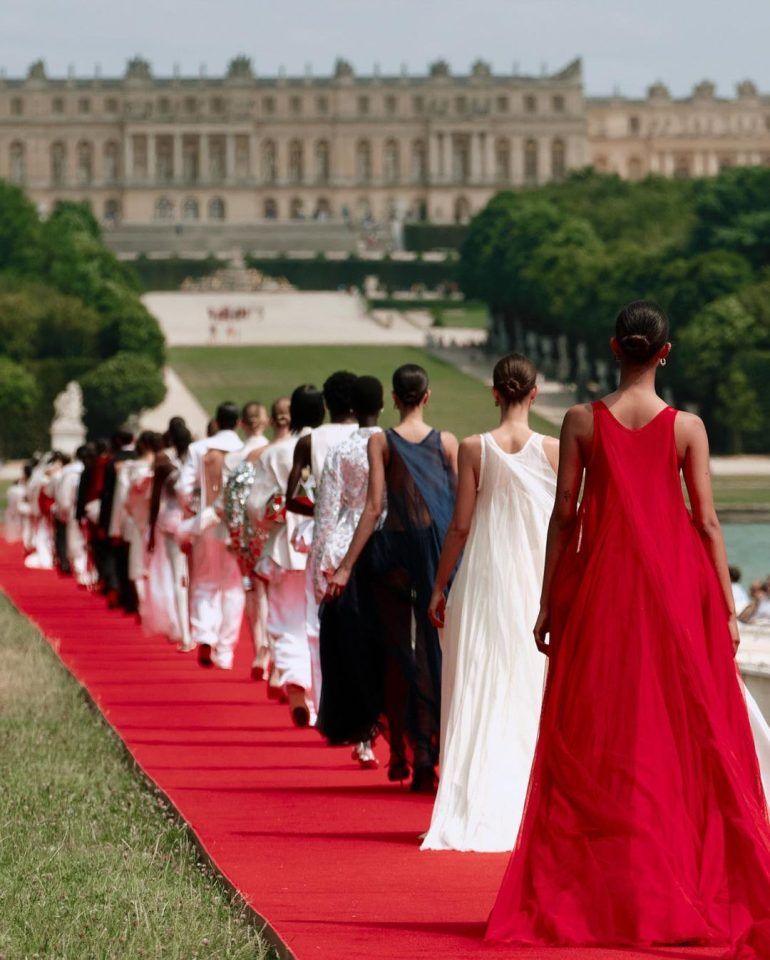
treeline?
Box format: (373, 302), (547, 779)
(0, 183), (166, 454)
(460, 168), (770, 453)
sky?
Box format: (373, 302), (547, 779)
(2, 0), (769, 98)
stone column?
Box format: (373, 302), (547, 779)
(471, 132), (482, 184)
(123, 134), (133, 183)
(443, 133), (453, 183)
(510, 136), (523, 185)
(200, 132), (210, 184)
(428, 133), (440, 184)
(485, 134), (495, 184)
(538, 137), (550, 183)
(173, 134), (183, 184)
(226, 134), (236, 182)
(147, 131), (156, 182)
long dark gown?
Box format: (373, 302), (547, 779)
(368, 428), (456, 771)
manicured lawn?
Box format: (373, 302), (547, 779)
(0, 593), (274, 960)
(712, 476), (770, 508)
(436, 304), (489, 329)
(168, 345), (558, 439)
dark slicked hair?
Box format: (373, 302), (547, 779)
(322, 371), (357, 419)
(352, 375), (384, 419)
(392, 363), (429, 408)
(289, 384), (325, 434)
(215, 401), (239, 431)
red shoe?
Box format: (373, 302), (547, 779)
(287, 684), (310, 728)
(197, 644), (214, 668)
(250, 665), (265, 682)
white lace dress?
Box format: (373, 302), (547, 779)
(421, 432), (556, 852)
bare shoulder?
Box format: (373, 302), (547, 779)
(562, 403), (594, 436)
(674, 409), (708, 450)
(368, 430), (387, 451)
(542, 435), (560, 459)
(440, 429), (459, 449)
(458, 434), (482, 465)
(674, 409), (705, 435)
(294, 434), (312, 457)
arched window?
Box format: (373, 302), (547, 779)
(208, 197), (226, 221)
(411, 139), (427, 182)
(290, 197), (305, 220)
(9, 141), (25, 184)
(551, 138), (566, 180)
(154, 196), (174, 221)
(103, 198), (121, 223)
(262, 140), (277, 184)
(104, 141), (120, 183)
(315, 140), (330, 184)
(288, 139), (304, 184)
(182, 197), (199, 221)
(454, 196), (472, 224)
(495, 138), (511, 182)
(628, 156), (643, 180)
(524, 139), (538, 184)
(51, 141), (67, 186)
(452, 137), (470, 183)
(314, 198), (332, 220)
(263, 197), (278, 220)
(383, 139), (400, 184)
(356, 140), (372, 183)
(76, 141), (93, 185)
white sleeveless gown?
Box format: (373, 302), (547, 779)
(421, 432), (556, 852)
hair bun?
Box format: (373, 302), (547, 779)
(505, 377), (522, 393)
(619, 332), (653, 359)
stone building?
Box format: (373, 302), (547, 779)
(588, 80), (770, 179)
(0, 56), (587, 227)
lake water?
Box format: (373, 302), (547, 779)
(723, 523), (770, 585)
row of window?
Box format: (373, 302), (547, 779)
(4, 91), (569, 119)
(7, 136), (567, 186)
(148, 194), (474, 224)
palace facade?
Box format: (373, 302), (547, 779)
(0, 56), (586, 227)
(1, 57), (769, 230)
(589, 80), (770, 179)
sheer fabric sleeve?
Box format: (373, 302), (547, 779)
(312, 450), (343, 600)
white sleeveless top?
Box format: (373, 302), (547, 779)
(310, 422), (358, 480)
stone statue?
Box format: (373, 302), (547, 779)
(556, 334), (571, 382)
(50, 381), (86, 456)
(575, 342), (592, 403)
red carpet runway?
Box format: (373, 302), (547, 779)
(0, 540), (724, 960)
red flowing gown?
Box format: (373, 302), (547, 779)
(486, 402), (770, 958)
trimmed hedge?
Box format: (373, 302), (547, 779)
(245, 255), (460, 293)
(403, 223), (469, 252)
(129, 255), (228, 291)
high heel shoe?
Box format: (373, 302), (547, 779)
(286, 684), (310, 728)
(410, 765), (438, 795)
(352, 741), (379, 770)
(387, 758), (411, 784)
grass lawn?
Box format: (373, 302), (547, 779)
(168, 345), (558, 440)
(0, 593), (274, 960)
(436, 304), (489, 329)
(712, 476), (770, 508)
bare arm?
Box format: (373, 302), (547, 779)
(428, 436), (480, 628)
(440, 431), (459, 475)
(325, 432), (386, 599)
(680, 413), (739, 651)
(285, 434), (314, 517)
(533, 406), (590, 655)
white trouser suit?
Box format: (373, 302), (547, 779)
(176, 430), (245, 669)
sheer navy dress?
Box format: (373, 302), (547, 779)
(369, 428), (456, 773)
